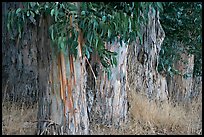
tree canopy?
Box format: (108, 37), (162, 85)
(7, 2), (201, 77)
(7, 2), (164, 73)
(158, 2), (202, 77)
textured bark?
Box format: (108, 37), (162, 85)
(127, 7), (167, 101)
(167, 48), (195, 103)
(192, 76), (202, 100)
(36, 15), (53, 134)
(36, 15), (89, 135)
(2, 2), (89, 135)
(87, 41), (128, 128)
(2, 2), (39, 106)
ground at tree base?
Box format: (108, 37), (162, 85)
(2, 93), (202, 135)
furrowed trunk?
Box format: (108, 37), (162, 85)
(87, 41), (128, 128)
(35, 2), (89, 135)
(127, 6), (167, 102)
(36, 14), (89, 134)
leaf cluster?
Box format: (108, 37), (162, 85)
(7, 2), (164, 72)
(158, 2), (202, 77)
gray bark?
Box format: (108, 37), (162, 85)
(127, 7), (167, 102)
(87, 41), (128, 128)
(2, 3), (89, 135)
(167, 46), (196, 103)
(2, 2), (39, 106)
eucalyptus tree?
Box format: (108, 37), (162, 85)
(158, 2), (202, 101)
(5, 2), (164, 134)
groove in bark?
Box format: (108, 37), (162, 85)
(2, 2), (39, 106)
(87, 41), (128, 128)
(127, 7), (167, 102)
(36, 15), (89, 135)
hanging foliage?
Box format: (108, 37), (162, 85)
(7, 2), (164, 72)
(158, 2), (202, 77)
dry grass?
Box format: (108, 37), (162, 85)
(123, 91), (202, 135)
(2, 92), (202, 135)
(89, 91), (202, 135)
(2, 101), (38, 135)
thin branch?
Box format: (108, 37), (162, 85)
(85, 56), (97, 82)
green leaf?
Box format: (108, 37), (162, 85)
(102, 15), (106, 22)
(128, 17), (132, 32)
(7, 12), (11, 31)
(156, 2), (163, 11)
(27, 11), (30, 16)
(29, 2), (36, 8)
(54, 6), (58, 22)
(113, 21), (117, 30)
(100, 27), (104, 37)
(51, 8), (55, 16)
(86, 46), (90, 59)
(51, 27), (54, 40)
(108, 29), (111, 38)
(81, 11), (86, 16)
(67, 3), (77, 11)
(11, 11), (15, 26)
(60, 41), (65, 50)
(22, 14), (25, 22)
(81, 2), (87, 11)
(16, 8), (21, 14)
(95, 36), (99, 49)
(152, 7), (156, 17)
(97, 38), (104, 51)
(35, 9), (40, 15)
(93, 19), (98, 30)
(7, 23), (10, 32)
(30, 11), (35, 18)
(112, 57), (117, 66)
(101, 59), (109, 68)
(107, 69), (111, 80)
(90, 33), (93, 45)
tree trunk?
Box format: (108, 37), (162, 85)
(87, 41), (128, 128)
(192, 76), (202, 101)
(127, 7), (167, 102)
(36, 15), (89, 135)
(2, 2), (39, 106)
(167, 45), (195, 103)
(2, 2), (89, 135)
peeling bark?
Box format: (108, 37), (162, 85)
(127, 7), (167, 102)
(36, 16), (89, 135)
(87, 41), (128, 128)
(2, 3), (89, 134)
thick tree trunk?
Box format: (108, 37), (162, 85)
(2, 2), (89, 135)
(36, 15), (89, 135)
(87, 41), (128, 128)
(127, 8), (167, 102)
(2, 2), (39, 106)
